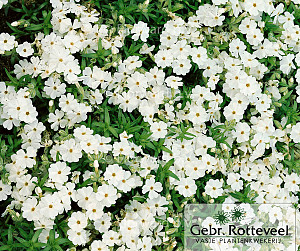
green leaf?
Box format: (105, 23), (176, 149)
(265, 22), (284, 33)
(8, 225), (13, 244)
(108, 126), (118, 138)
(81, 53), (98, 58)
(39, 173), (49, 187)
(161, 146), (172, 154)
(5, 69), (19, 86)
(33, 242), (47, 248)
(105, 107), (110, 126)
(25, 24), (44, 31)
(163, 158), (175, 171)
(132, 196), (146, 202)
(98, 38), (103, 52)
(14, 236), (27, 244)
(18, 227), (29, 239)
(171, 190), (181, 209)
(166, 170), (180, 181)
(55, 238), (71, 245)
(146, 142), (156, 151)
(280, 90), (293, 101)
(54, 245), (64, 251)
(48, 229), (55, 243)
(0, 246), (10, 251)
(32, 229), (43, 243)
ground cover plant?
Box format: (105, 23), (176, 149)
(0, 0), (299, 250)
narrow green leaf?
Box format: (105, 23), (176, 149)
(105, 107), (110, 125)
(5, 69), (19, 86)
(32, 229), (43, 243)
(108, 126), (118, 137)
(163, 158), (175, 171)
(166, 170), (180, 181)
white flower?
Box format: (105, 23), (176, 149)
(16, 42), (34, 57)
(280, 54), (295, 75)
(96, 184), (118, 207)
(142, 177), (163, 199)
(124, 56), (142, 71)
(67, 229), (90, 246)
(0, 180), (12, 201)
(59, 138), (82, 163)
(154, 50), (173, 68)
(246, 29), (264, 46)
(172, 58), (192, 75)
(22, 197), (40, 221)
(16, 174), (37, 197)
(197, 4), (225, 27)
(165, 76), (183, 89)
(118, 91), (139, 112)
(94, 213), (111, 233)
(68, 211), (88, 231)
(137, 236), (153, 251)
(268, 206), (283, 224)
(119, 218), (140, 239)
(104, 164), (125, 186)
(37, 193), (63, 219)
(89, 89), (103, 105)
(223, 102), (244, 122)
(48, 109), (67, 131)
(188, 105), (208, 125)
(131, 21), (149, 42)
(0, 33), (16, 51)
(62, 31), (82, 53)
(232, 122), (250, 143)
(229, 38), (246, 58)
(150, 121), (168, 140)
(91, 240), (109, 251)
(243, 0), (265, 16)
(75, 186), (96, 210)
(284, 173), (300, 193)
(44, 77), (66, 99)
(147, 195), (168, 216)
(38, 229), (59, 244)
(49, 161), (71, 184)
(59, 93), (77, 112)
(212, 0), (227, 5)
(115, 171), (135, 193)
(140, 43), (155, 54)
(227, 173), (243, 191)
(102, 230), (121, 246)
(205, 179), (224, 198)
(80, 135), (98, 154)
(176, 177), (197, 197)
(191, 46), (208, 67)
(0, 0), (8, 9)
(290, 123), (300, 143)
(86, 201), (104, 221)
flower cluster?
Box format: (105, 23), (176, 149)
(0, 0), (299, 250)
(0, 83), (39, 128)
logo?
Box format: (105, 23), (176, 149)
(213, 206), (246, 225)
(184, 204), (297, 250)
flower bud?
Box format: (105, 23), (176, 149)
(119, 15), (125, 23)
(94, 160), (99, 173)
(35, 187), (42, 195)
(11, 21), (20, 27)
